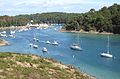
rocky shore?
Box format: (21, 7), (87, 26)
(0, 39), (9, 46)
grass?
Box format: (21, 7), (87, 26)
(0, 52), (95, 79)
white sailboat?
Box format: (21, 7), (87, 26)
(1, 31), (6, 34)
(52, 41), (58, 45)
(70, 22), (82, 51)
(42, 47), (48, 52)
(29, 43), (33, 47)
(46, 41), (51, 44)
(0, 33), (7, 37)
(100, 35), (113, 58)
(9, 34), (15, 38)
(9, 26), (16, 38)
(70, 44), (82, 51)
(10, 30), (15, 34)
(28, 35), (38, 49)
(33, 40), (38, 49)
(33, 44), (38, 48)
(33, 34), (39, 42)
(54, 28), (57, 31)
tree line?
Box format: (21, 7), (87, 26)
(0, 3), (119, 34)
(64, 3), (120, 34)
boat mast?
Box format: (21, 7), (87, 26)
(107, 35), (110, 53)
(76, 22), (80, 45)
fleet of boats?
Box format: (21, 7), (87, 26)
(0, 24), (114, 58)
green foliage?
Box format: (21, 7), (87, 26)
(0, 16), (29, 27)
(0, 4), (119, 34)
(0, 52), (93, 79)
(64, 4), (120, 34)
(16, 55), (32, 62)
(0, 52), (13, 58)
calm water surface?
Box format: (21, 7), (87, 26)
(0, 25), (120, 79)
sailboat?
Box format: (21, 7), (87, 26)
(33, 34), (39, 42)
(46, 41), (51, 44)
(52, 41), (58, 45)
(10, 30), (15, 34)
(29, 43), (33, 47)
(9, 26), (16, 38)
(42, 47), (48, 52)
(32, 34), (38, 49)
(100, 35), (113, 58)
(70, 22), (82, 51)
(33, 44), (38, 48)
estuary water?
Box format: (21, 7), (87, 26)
(0, 25), (120, 79)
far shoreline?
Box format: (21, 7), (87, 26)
(0, 25), (51, 30)
(0, 26), (29, 30)
(59, 29), (115, 35)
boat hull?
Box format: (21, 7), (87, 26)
(70, 45), (82, 51)
(42, 48), (48, 52)
(101, 53), (113, 58)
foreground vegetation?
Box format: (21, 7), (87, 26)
(0, 52), (95, 79)
(0, 3), (119, 34)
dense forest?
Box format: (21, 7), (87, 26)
(63, 3), (120, 34)
(0, 3), (120, 34)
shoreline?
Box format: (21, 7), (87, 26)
(0, 52), (96, 79)
(60, 29), (113, 35)
(0, 25), (51, 30)
(0, 26), (29, 30)
(0, 39), (10, 46)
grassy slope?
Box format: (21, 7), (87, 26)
(0, 52), (95, 79)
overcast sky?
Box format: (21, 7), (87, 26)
(0, 0), (120, 16)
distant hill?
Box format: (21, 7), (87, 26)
(63, 3), (120, 34)
(0, 3), (120, 34)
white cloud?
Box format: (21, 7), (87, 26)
(11, 0), (99, 7)
(0, 0), (119, 15)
